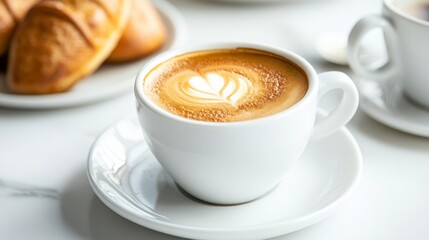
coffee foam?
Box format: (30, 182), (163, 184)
(398, 0), (429, 21)
(143, 48), (308, 122)
(174, 70), (252, 107)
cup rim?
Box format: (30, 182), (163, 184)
(385, 0), (429, 27)
(134, 42), (318, 127)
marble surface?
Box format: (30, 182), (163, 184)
(1, 0), (429, 239)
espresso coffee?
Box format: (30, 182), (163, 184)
(143, 48), (308, 122)
(399, 0), (429, 21)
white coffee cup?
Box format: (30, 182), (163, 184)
(348, 0), (429, 108)
(135, 42), (359, 205)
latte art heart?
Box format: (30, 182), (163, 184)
(179, 71), (252, 107)
(143, 49), (308, 122)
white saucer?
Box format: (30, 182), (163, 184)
(0, 0), (186, 109)
(358, 76), (429, 137)
(87, 118), (362, 240)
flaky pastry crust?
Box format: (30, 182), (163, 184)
(7, 0), (130, 94)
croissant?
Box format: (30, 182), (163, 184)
(0, 0), (39, 55)
(107, 0), (166, 62)
(7, 0), (130, 94)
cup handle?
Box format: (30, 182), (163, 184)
(311, 72), (359, 140)
(347, 15), (399, 82)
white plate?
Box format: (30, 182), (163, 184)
(358, 76), (429, 137)
(87, 118), (363, 240)
(0, 0), (187, 109)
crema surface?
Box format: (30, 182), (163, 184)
(143, 48), (308, 122)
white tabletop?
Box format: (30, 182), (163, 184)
(1, 0), (429, 239)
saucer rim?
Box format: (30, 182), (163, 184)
(358, 79), (429, 137)
(87, 119), (363, 239)
(360, 99), (429, 137)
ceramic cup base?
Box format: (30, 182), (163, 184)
(175, 181), (280, 206)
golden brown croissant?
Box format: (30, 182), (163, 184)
(107, 0), (166, 62)
(7, 0), (130, 94)
(0, 0), (39, 55)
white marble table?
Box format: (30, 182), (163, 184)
(1, 0), (429, 239)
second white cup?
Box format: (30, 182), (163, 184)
(348, 0), (429, 108)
